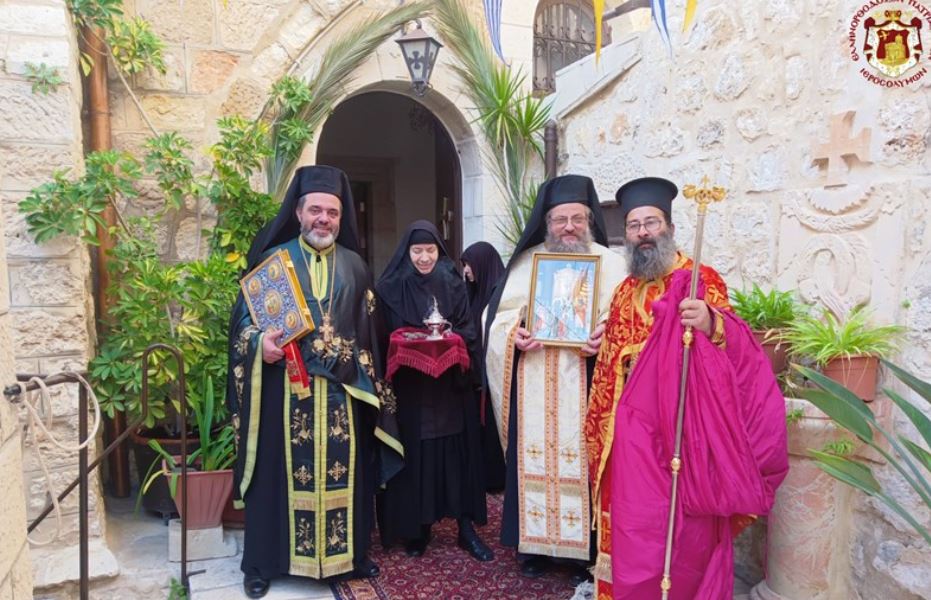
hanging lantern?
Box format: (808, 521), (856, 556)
(396, 21), (442, 96)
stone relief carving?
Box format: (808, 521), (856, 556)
(797, 234), (871, 320)
(782, 186), (904, 234)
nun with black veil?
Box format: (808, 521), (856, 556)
(460, 242), (506, 492)
(374, 220), (494, 562)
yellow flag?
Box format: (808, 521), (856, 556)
(683, 0), (697, 32)
(594, 0), (604, 63)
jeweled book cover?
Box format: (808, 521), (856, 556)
(240, 249), (315, 346)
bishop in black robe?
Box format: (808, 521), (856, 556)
(227, 166), (403, 597)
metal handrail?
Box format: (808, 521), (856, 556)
(141, 343), (196, 593)
(4, 342), (195, 599)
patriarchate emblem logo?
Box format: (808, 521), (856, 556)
(864, 10), (923, 77)
(849, 2), (929, 87)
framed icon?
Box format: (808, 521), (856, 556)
(527, 252), (601, 347)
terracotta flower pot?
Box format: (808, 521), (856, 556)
(821, 354), (879, 402)
(130, 429), (201, 521)
(753, 330), (788, 375)
(165, 457), (233, 530)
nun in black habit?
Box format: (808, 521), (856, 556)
(460, 242), (506, 491)
(375, 221), (493, 562)
(227, 165), (403, 598)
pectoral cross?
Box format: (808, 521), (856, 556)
(319, 314), (335, 344)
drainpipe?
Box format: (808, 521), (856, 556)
(544, 119), (558, 179)
(82, 25), (130, 498)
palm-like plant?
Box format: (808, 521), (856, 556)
(730, 284), (801, 332)
(797, 362), (931, 544)
(264, 1), (430, 199)
(780, 305), (904, 366)
(433, 0), (550, 250)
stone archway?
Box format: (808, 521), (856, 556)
(204, 2), (522, 248)
(312, 82), (481, 274)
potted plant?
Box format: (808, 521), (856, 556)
(92, 231), (241, 516)
(21, 124), (277, 517)
(141, 376), (236, 529)
(780, 305), (904, 401)
(793, 361), (929, 544)
(730, 284), (802, 375)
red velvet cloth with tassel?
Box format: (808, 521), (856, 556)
(386, 327), (470, 381)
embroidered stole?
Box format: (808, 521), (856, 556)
(284, 245), (356, 578)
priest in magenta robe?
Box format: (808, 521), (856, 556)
(585, 177), (789, 599)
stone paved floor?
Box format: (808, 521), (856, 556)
(103, 495), (756, 599)
(106, 496), (333, 599)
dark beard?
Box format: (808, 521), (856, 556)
(544, 228), (593, 253)
(625, 230), (677, 280)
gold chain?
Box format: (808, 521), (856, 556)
(299, 241), (338, 342)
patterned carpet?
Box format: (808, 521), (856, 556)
(331, 493), (580, 600)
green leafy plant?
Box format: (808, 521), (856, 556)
(19, 150), (139, 244)
(141, 376), (236, 500)
(780, 305), (905, 366)
(67, 0), (166, 78)
(24, 62), (64, 95)
(208, 117), (277, 269)
(106, 16), (166, 75)
(28, 0), (425, 437)
(433, 0), (550, 251)
(145, 133), (200, 211)
(167, 577), (188, 600)
(785, 408), (804, 427)
(820, 438), (855, 456)
(797, 361), (931, 544)
(730, 284), (802, 332)
(21, 123), (270, 431)
(67, 0), (124, 28)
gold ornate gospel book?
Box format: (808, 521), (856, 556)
(240, 249), (315, 346)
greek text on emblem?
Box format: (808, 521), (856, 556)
(848, 4), (929, 87)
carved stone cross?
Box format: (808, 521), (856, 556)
(811, 111), (871, 187)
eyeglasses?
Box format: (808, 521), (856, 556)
(625, 217), (664, 234)
(548, 215), (588, 228)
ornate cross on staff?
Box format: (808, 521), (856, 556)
(660, 176), (726, 599)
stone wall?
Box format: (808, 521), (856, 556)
(109, 0), (558, 257)
(0, 0), (104, 595)
(556, 1), (931, 597)
(0, 176), (33, 597)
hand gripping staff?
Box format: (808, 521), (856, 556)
(660, 177), (726, 599)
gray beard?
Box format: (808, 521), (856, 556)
(625, 229), (677, 280)
(544, 229), (592, 253)
(301, 224), (337, 250)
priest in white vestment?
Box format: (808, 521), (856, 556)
(484, 174), (626, 582)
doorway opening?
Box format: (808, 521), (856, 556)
(317, 91), (462, 277)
